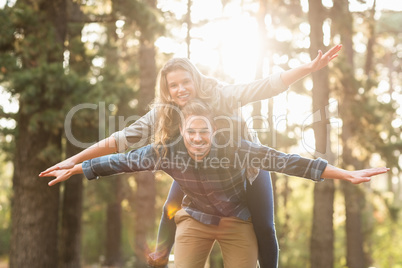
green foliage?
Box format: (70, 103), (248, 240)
(114, 0), (165, 41)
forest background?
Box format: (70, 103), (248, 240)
(0, 0), (401, 267)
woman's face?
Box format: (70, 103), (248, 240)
(166, 69), (196, 107)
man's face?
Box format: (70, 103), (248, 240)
(180, 115), (215, 161)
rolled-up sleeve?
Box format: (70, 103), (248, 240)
(82, 160), (98, 180)
(308, 158), (328, 182)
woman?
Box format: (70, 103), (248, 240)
(40, 44), (342, 268)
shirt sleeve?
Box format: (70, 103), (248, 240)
(232, 140), (327, 182)
(82, 144), (157, 180)
(111, 109), (156, 153)
(217, 72), (288, 113)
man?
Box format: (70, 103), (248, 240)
(42, 99), (388, 268)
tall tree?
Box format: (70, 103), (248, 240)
(332, 1), (367, 266)
(134, 7), (158, 268)
(0, 0), (69, 267)
(308, 1), (335, 267)
(113, 0), (163, 266)
(58, 2), (93, 267)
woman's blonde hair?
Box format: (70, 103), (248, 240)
(153, 58), (222, 155)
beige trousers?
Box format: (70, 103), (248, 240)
(174, 209), (258, 268)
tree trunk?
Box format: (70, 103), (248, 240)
(10, 119), (61, 268)
(186, 0), (192, 59)
(59, 139), (83, 268)
(104, 177), (123, 266)
(333, 0), (367, 267)
(59, 172), (83, 268)
(134, 2), (158, 265)
(308, 1), (335, 267)
(10, 0), (67, 267)
(58, 2), (90, 266)
(60, 126), (93, 268)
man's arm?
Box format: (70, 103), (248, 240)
(232, 139), (388, 183)
(41, 144), (158, 186)
(320, 165), (389, 184)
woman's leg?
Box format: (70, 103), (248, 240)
(148, 180), (184, 267)
(246, 170), (278, 268)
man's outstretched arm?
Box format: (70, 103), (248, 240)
(321, 165), (389, 184)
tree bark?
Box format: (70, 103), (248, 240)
(333, 0), (368, 267)
(59, 171), (83, 268)
(134, 1), (158, 265)
(308, 1), (335, 267)
(10, 0), (67, 267)
(104, 177), (123, 266)
(10, 121), (61, 268)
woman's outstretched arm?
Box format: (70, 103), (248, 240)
(280, 44), (342, 86)
(40, 109), (156, 176)
(218, 44), (342, 111)
(39, 136), (117, 177)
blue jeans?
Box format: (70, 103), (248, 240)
(155, 170), (278, 268)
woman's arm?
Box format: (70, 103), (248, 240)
(217, 45), (342, 111)
(41, 164), (84, 186)
(40, 137), (117, 176)
(40, 109), (156, 176)
(280, 44), (342, 86)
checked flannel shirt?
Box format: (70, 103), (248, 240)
(82, 136), (327, 225)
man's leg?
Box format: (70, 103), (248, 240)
(174, 209), (215, 268)
(247, 170), (278, 268)
(217, 216), (258, 268)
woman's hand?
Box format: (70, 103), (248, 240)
(309, 44), (342, 72)
(280, 44), (342, 86)
(39, 159), (76, 177)
(39, 164), (83, 186)
(40, 137), (118, 177)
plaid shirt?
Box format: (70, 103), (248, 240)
(82, 137), (327, 225)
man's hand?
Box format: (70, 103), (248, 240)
(322, 165), (389, 184)
(39, 164), (83, 186)
(343, 167), (390, 184)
